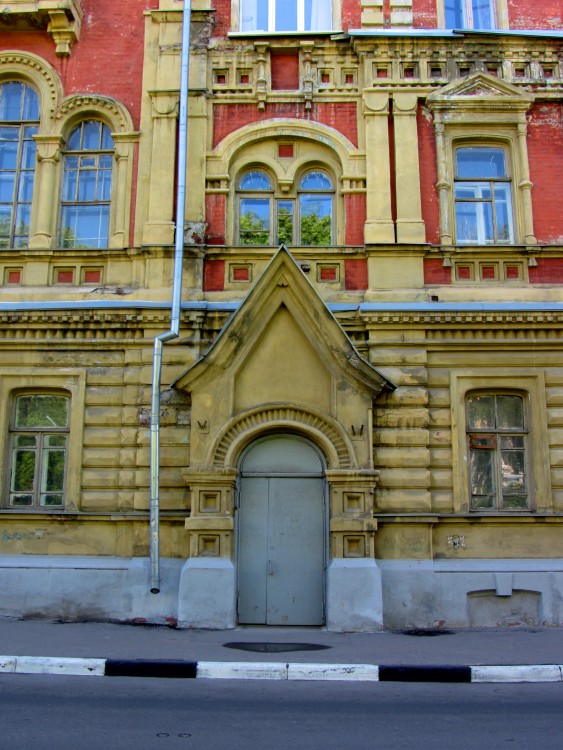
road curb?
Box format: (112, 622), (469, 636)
(2, 656), (563, 682)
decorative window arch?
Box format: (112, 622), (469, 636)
(236, 166), (335, 246)
(59, 120), (114, 249)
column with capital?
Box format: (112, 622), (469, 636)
(393, 92), (426, 244)
(28, 135), (63, 249)
(363, 92), (395, 244)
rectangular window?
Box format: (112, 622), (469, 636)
(467, 393), (528, 510)
(240, 0), (332, 31)
(445, 0), (496, 29)
(8, 394), (69, 509)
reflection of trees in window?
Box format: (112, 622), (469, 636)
(445, 0), (495, 29)
(60, 121), (114, 249)
(454, 147), (513, 245)
(467, 393), (528, 510)
(237, 168), (333, 246)
(0, 82), (39, 249)
(8, 394), (69, 509)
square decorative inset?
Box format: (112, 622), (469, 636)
(82, 267), (102, 284)
(375, 65), (389, 79)
(456, 264), (473, 281)
(214, 70), (228, 85)
(401, 65), (418, 79)
(504, 264), (522, 281)
(480, 264), (498, 281)
(344, 536), (365, 558)
(343, 492), (363, 512)
(55, 268), (74, 285)
(343, 70), (356, 85)
(199, 535), (220, 557)
(230, 264), (251, 282)
(317, 264), (339, 283)
(278, 143), (294, 159)
(318, 70), (332, 85)
(238, 70), (251, 84)
(199, 491), (220, 513)
(5, 268), (21, 285)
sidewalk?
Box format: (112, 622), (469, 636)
(1, 616), (562, 682)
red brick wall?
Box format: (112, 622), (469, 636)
(213, 102), (358, 147)
(412, 0), (438, 27)
(417, 105), (440, 244)
(345, 194), (366, 245)
(507, 0), (562, 29)
(341, 0), (361, 29)
(203, 259), (226, 291)
(528, 259), (563, 284)
(205, 194), (227, 245)
(424, 258), (452, 284)
(527, 103), (563, 244)
(344, 259), (368, 290)
(212, 0), (232, 37)
(271, 53), (300, 90)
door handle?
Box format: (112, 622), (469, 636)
(268, 560), (274, 576)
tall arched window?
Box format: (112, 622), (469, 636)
(60, 120), (114, 249)
(0, 81), (39, 249)
(237, 168), (334, 246)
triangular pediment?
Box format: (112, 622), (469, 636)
(427, 73), (534, 110)
(173, 247), (393, 400)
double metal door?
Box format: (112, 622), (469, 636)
(237, 436), (326, 626)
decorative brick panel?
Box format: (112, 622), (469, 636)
(203, 260), (225, 291)
(344, 259), (368, 290)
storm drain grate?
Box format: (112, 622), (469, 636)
(223, 642), (331, 653)
(396, 629), (455, 637)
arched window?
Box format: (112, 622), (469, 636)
(60, 120), (114, 249)
(237, 168), (334, 246)
(454, 146), (513, 244)
(466, 392), (528, 510)
(0, 81), (39, 249)
(8, 393), (70, 509)
(238, 170), (273, 245)
(298, 171), (333, 246)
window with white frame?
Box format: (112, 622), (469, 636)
(466, 392), (528, 511)
(237, 168), (334, 245)
(445, 0), (496, 29)
(7, 393), (69, 509)
(240, 0), (332, 32)
(0, 81), (39, 249)
(60, 120), (114, 249)
(454, 146), (514, 244)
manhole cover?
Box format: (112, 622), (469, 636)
(223, 642), (331, 653)
(397, 629), (455, 637)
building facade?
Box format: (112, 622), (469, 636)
(0, 0), (562, 629)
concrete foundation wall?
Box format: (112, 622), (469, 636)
(2, 555), (563, 630)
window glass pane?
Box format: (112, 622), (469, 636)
(42, 494), (64, 507)
(467, 394), (495, 429)
(0, 82), (23, 120)
(18, 171), (34, 202)
(82, 121), (102, 150)
(22, 87), (40, 121)
(62, 167), (78, 202)
(501, 450), (525, 496)
(470, 449), (495, 507)
(306, 0), (332, 30)
(0, 141), (18, 170)
(15, 395), (69, 428)
(100, 125), (114, 150)
(445, 0), (463, 26)
(240, 171), (271, 190)
(240, 197), (270, 244)
(42, 447), (66, 493)
(61, 205), (109, 248)
(0, 172), (15, 202)
(496, 395), (523, 430)
(493, 184), (513, 242)
(456, 148), (506, 179)
(99, 166), (113, 201)
(67, 126), (81, 150)
(472, 0), (494, 29)
(455, 202), (479, 243)
(300, 193), (332, 245)
(77, 170), (97, 202)
(21, 139), (37, 170)
(277, 200), (294, 245)
(12, 448), (36, 492)
(300, 171), (332, 190)
(14, 204), (30, 236)
(0, 205), (12, 237)
(275, 0), (298, 31)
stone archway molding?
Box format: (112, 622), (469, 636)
(210, 403), (356, 470)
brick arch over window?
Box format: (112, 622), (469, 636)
(210, 405), (356, 470)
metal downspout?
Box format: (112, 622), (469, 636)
(149, 0), (191, 594)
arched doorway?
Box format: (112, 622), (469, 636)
(236, 434), (326, 625)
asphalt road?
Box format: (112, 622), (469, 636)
(1, 676), (562, 750)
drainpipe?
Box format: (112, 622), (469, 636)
(149, 0), (191, 594)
